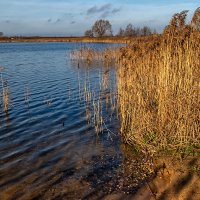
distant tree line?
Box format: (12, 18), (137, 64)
(0, 32), (3, 37)
(85, 19), (156, 37)
(116, 24), (156, 36)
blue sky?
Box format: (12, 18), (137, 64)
(0, 0), (199, 36)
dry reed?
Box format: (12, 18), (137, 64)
(0, 68), (9, 113)
(117, 14), (199, 152)
(71, 9), (200, 153)
(74, 63), (117, 135)
(70, 47), (120, 66)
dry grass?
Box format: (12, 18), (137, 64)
(70, 46), (120, 66)
(117, 31), (199, 153)
(0, 68), (9, 113)
(3, 84), (9, 113)
(116, 10), (200, 152)
(71, 10), (200, 153)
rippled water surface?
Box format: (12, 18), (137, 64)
(0, 42), (123, 199)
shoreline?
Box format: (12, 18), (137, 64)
(0, 36), (130, 43)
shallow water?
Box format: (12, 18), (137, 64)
(0, 42), (124, 199)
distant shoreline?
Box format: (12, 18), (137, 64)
(0, 36), (129, 43)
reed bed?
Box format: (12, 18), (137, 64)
(117, 31), (199, 152)
(70, 47), (120, 66)
(71, 10), (200, 153)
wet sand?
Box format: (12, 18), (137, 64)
(104, 156), (200, 200)
(14, 153), (198, 200)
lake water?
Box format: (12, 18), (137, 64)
(0, 42), (124, 199)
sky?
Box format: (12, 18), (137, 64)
(0, 0), (199, 36)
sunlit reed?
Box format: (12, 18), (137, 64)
(71, 9), (200, 153)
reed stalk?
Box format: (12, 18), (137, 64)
(116, 25), (199, 152)
(71, 9), (200, 152)
(0, 69), (9, 113)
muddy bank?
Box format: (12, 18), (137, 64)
(6, 145), (197, 200)
(104, 155), (200, 200)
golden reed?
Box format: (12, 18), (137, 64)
(72, 8), (200, 152)
(117, 9), (200, 152)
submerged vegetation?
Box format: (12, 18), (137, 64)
(70, 54), (118, 136)
(0, 67), (9, 113)
(72, 8), (200, 153)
